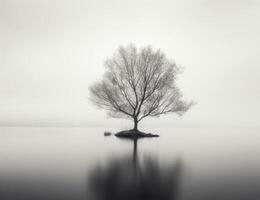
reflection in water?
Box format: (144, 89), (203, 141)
(87, 138), (182, 200)
(2, 128), (260, 200)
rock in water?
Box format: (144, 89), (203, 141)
(104, 131), (112, 136)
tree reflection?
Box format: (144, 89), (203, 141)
(87, 138), (182, 200)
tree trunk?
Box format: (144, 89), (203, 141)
(133, 118), (138, 131)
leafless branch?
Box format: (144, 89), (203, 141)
(89, 44), (194, 129)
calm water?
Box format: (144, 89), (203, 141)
(0, 127), (259, 200)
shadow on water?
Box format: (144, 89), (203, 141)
(86, 138), (183, 200)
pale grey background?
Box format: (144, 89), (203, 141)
(1, 0), (260, 128)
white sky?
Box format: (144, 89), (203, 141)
(0, 0), (260, 128)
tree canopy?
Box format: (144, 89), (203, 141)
(89, 44), (193, 130)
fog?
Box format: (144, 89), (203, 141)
(1, 0), (260, 128)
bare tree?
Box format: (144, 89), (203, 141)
(89, 44), (193, 131)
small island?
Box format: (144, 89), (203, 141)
(115, 129), (159, 138)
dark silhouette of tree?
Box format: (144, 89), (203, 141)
(89, 44), (193, 131)
(86, 138), (183, 200)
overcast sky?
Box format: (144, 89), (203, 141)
(0, 0), (260, 128)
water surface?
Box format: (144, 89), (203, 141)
(0, 127), (259, 200)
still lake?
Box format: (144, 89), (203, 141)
(0, 127), (259, 200)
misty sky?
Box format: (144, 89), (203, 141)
(1, 0), (260, 128)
